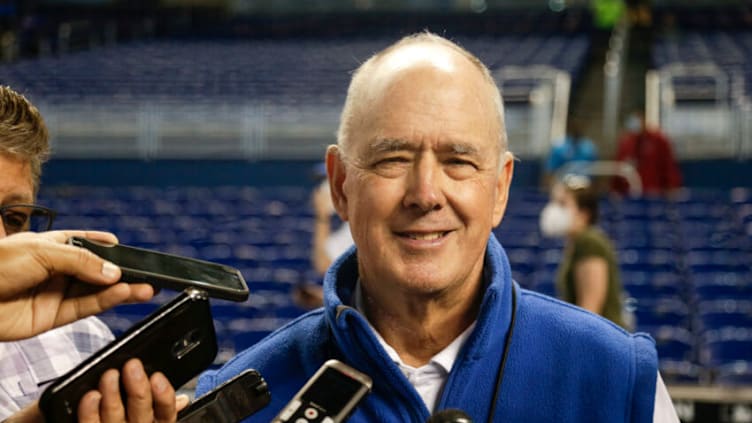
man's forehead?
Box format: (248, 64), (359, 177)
(365, 138), (484, 155)
(0, 153), (34, 203)
(366, 42), (477, 89)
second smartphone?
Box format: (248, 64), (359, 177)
(39, 288), (218, 423)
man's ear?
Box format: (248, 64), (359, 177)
(492, 151), (514, 227)
(326, 145), (349, 221)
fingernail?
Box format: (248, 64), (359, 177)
(89, 392), (102, 408)
(101, 261), (119, 279)
(176, 394), (190, 410)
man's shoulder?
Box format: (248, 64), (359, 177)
(506, 289), (658, 421)
(517, 289), (652, 346)
(514, 288), (657, 387)
(225, 308), (328, 366)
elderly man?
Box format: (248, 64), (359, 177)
(197, 34), (677, 422)
(0, 86), (181, 423)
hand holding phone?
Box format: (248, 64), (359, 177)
(39, 288), (218, 423)
(273, 359), (372, 423)
(68, 236), (249, 301)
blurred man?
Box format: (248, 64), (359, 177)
(197, 34), (678, 422)
(294, 176), (354, 309)
(613, 110), (682, 196)
(0, 86), (180, 422)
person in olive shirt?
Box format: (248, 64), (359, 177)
(540, 175), (626, 328)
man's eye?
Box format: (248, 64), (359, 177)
(446, 158), (477, 168)
(3, 212), (29, 230)
(376, 157), (410, 165)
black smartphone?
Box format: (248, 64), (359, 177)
(68, 236), (249, 302)
(272, 359), (373, 423)
(177, 369), (271, 423)
(39, 288), (218, 423)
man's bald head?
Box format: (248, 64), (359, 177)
(336, 33), (507, 156)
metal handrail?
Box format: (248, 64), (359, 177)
(555, 160), (643, 197)
(494, 65), (570, 146)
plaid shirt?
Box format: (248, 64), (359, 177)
(0, 316), (113, 418)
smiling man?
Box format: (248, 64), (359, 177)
(197, 33), (676, 422)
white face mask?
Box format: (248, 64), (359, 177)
(539, 202), (573, 238)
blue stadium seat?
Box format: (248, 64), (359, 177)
(700, 328), (752, 367)
(643, 326), (696, 363)
(693, 272), (752, 302)
(634, 298), (690, 328)
(0, 36), (590, 106)
(716, 361), (752, 385)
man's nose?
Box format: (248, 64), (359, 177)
(403, 157), (444, 212)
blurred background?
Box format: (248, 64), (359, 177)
(1, 0), (750, 421)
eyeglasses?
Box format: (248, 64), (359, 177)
(0, 204), (57, 235)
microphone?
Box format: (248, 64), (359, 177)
(272, 359), (373, 422)
(426, 409), (474, 423)
(177, 369), (270, 423)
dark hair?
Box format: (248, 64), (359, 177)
(561, 175), (599, 225)
(572, 187), (599, 225)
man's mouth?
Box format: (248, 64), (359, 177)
(399, 231), (450, 241)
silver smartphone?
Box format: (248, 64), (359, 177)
(273, 359), (373, 423)
(69, 236), (249, 302)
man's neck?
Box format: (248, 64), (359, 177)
(359, 275), (484, 368)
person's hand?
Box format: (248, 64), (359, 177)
(3, 401), (44, 423)
(0, 230), (155, 341)
(78, 359), (189, 423)
(2, 360), (189, 423)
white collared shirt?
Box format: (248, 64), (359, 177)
(354, 280), (679, 421)
(366, 316), (475, 411)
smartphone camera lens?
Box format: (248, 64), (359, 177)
(172, 329), (202, 359)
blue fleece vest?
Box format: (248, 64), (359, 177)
(197, 235), (657, 422)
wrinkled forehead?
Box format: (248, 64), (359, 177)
(365, 42), (488, 100)
(349, 45), (501, 153)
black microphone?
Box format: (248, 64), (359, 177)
(426, 409), (474, 423)
(272, 359), (372, 422)
(177, 369), (270, 423)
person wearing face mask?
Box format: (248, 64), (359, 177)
(613, 111), (682, 196)
(540, 175), (626, 328)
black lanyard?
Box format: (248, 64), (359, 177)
(486, 283), (518, 423)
